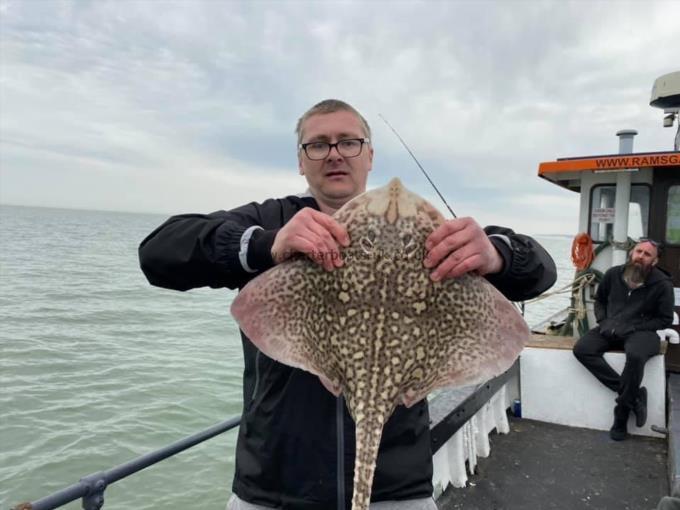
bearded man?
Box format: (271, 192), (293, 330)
(573, 239), (674, 441)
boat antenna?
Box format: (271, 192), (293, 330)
(378, 114), (457, 218)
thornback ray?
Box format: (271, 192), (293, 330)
(230, 178), (529, 510)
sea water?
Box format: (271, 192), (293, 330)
(0, 205), (573, 509)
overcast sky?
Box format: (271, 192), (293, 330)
(1, 0), (678, 234)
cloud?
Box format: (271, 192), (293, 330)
(1, 0), (678, 235)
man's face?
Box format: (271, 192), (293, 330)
(298, 110), (373, 208)
(630, 241), (659, 270)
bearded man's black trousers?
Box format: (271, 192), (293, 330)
(573, 328), (660, 408)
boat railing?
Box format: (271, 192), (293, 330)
(11, 415), (241, 510)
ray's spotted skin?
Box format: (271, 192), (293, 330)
(231, 178), (529, 510)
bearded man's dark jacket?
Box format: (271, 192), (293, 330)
(595, 264), (674, 337)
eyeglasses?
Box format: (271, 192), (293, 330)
(299, 138), (370, 161)
(638, 237), (661, 248)
(637, 237), (663, 254)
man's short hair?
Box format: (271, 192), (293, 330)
(296, 99), (372, 144)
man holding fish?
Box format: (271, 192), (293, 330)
(139, 99), (556, 510)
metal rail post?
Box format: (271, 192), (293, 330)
(80, 472), (107, 510)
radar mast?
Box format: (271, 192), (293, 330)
(650, 71), (680, 150)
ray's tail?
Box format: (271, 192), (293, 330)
(351, 413), (387, 510)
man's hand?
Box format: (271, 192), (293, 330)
(424, 217), (503, 282)
(271, 209), (350, 271)
(599, 319), (635, 338)
(598, 319), (616, 338)
(618, 324), (635, 337)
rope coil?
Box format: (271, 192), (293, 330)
(523, 273), (596, 305)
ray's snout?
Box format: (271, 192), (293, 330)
(387, 177), (404, 191)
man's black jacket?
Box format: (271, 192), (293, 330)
(595, 264), (674, 336)
(138, 194), (557, 509)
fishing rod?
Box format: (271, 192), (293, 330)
(378, 114), (457, 218)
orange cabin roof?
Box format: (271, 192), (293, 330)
(538, 151), (680, 191)
(539, 151), (680, 174)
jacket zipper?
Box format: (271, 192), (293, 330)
(251, 350), (262, 405)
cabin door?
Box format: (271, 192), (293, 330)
(650, 167), (680, 282)
(649, 166), (680, 371)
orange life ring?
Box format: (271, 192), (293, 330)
(571, 232), (594, 271)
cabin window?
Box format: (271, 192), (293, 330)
(666, 185), (680, 245)
(589, 184), (651, 243)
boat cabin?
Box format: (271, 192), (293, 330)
(537, 83), (680, 369)
(538, 147), (680, 288)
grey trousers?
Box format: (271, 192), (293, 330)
(226, 494), (438, 510)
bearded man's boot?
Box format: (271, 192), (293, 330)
(633, 387), (648, 428)
(610, 404), (629, 441)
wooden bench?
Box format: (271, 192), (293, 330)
(527, 332), (668, 354)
